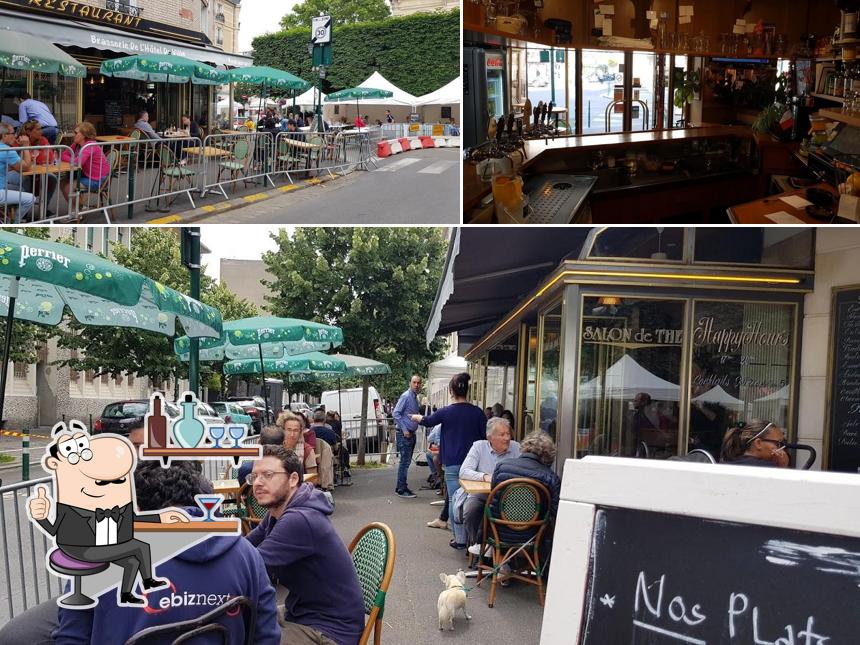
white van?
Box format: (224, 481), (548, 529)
(321, 386), (384, 423)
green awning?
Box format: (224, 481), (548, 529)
(225, 66), (311, 91)
(100, 53), (228, 85)
(0, 30), (86, 77)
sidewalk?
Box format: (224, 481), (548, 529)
(330, 465), (544, 645)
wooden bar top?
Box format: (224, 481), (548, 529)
(133, 520), (238, 532)
(728, 184), (841, 224)
(464, 126), (755, 214)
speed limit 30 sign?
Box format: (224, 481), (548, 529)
(311, 15), (332, 44)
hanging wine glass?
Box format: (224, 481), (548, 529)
(209, 425), (226, 448)
(228, 425), (246, 448)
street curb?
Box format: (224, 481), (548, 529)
(0, 460), (42, 475)
(147, 173), (344, 224)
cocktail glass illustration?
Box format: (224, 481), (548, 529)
(209, 425), (226, 448)
(195, 494), (225, 522)
(228, 425), (246, 448)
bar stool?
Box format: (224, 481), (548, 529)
(48, 548), (109, 607)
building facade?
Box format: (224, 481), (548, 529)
(0, 0), (250, 134)
(428, 227), (860, 474)
(218, 258), (272, 310)
(389, 0), (459, 16)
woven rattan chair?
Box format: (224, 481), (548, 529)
(348, 522), (396, 645)
(240, 485), (267, 535)
(477, 477), (552, 608)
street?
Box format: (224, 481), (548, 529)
(191, 147), (460, 224)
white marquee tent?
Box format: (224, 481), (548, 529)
(325, 71), (419, 106)
(579, 354), (680, 401)
(427, 354), (468, 408)
(415, 77), (460, 105)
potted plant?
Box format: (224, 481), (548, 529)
(674, 70), (701, 126)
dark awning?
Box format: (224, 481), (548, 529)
(0, 11), (253, 68)
(426, 228), (591, 350)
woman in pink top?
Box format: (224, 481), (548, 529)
(60, 121), (110, 204)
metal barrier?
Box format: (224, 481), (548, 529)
(379, 123), (455, 140)
(0, 476), (60, 621)
(200, 132), (276, 199)
(200, 433), (260, 482)
(0, 143), (73, 224)
(340, 418), (401, 458)
(75, 137), (204, 222)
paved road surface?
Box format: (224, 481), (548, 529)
(198, 147), (460, 224)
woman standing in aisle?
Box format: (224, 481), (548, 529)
(411, 372), (486, 549)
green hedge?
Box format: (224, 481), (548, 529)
(251, 9), (459, 97)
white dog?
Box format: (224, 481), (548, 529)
(437, 570), (471, 631)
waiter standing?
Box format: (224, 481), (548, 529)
(15, 92), (58, 144)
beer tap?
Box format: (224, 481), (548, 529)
(516, 117), (523, 138)
(487, 115), (497, 143)
(506, 112), (515, 138)
(523, 98), (532, 130)
(496, 116), (505, 143)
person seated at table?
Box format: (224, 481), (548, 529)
(237, 424), (285, 486)
(385, 109), (394, 124)
(243, 116), (255, 131)
(12, 120), (57, 214)
(279, 411), (318, 476)
(258, 109), (278, 131)
(491, 430), (561, 575)
(719, 419), (790, 468)
(460, 417), (521, 554)
(353, 114), (366, 129)
(296, 411), (317, 452)
(179, 113), (200, 138)
(59, 121), (110, 209)
(0, 461), (280, 645)
(375, 119), (383, 127)
(133, 110), (161, 140)
(0, 122), (34, 223)
(246, 446), (365, 645)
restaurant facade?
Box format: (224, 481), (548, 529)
(0, 0), (250, 134)
(427, 227), (860, 474)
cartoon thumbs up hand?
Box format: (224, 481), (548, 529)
(28, 485), (51, 521)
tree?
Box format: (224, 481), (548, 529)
(261, 228), (448, 403)
(279, 0), (390, 31)
(253, 10), (459, 98)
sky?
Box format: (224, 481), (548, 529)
(200, 226), (288, 281)
(237, 0), (302, 52)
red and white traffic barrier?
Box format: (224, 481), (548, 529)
(376, 136), (460, 157)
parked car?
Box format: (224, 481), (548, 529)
(195, 401), (224, 428)
(94, 399), (180, 436)
(289, 402), (312, 414)
(226, 396), (265, 432)
(211, 401), (254, 429)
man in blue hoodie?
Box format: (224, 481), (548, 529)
(247, 445), (365, 645)
(51, 461), (281, 644)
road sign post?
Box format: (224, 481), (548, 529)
(310, 14), (333, 133)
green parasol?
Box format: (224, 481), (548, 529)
(0, 30), (87, 131)
(0, 31), (87, 77)
(173, 316), (343, 361)
(100, 54), (227, 85)
(0, 230), (222, 423)
(325, 87), (393, 123)
(224, 66), (310, 126)
(223, 351), (347, 377)
(174, 316), (342, 421)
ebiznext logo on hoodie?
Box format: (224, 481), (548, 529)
(143, 582), (242, 616)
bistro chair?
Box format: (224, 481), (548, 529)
(348, 522), (396, 645)
(477, 478), (552, 609)
(157, 145), (196, 204)
(218, 138), (251, 193)
(125, 595), (256, 645)
(241, 485), (267, 535)
(77, 149), (118, 218)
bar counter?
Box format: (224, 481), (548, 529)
(464, 125), (756, 217)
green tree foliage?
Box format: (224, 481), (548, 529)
(261, 228), (448, 401)
(54, 229), (255, 387)
(0, 228), (55, 365)
(279, 0), (390, 30)
(252, 9), (459, 97)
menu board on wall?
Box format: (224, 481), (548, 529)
(828, 287), (860, 472)
(104, 101), (123, 129)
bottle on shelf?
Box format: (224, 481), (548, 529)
(834, 64), (845, 98)
(146, 394), (168, 449)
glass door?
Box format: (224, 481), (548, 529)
(485, 50), (506, 120)
(581, 49), (625, 133)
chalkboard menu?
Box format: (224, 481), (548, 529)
(580, 507), (860, 643)
(104, 101), (123, 129)
(828, 287), (860, 472)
